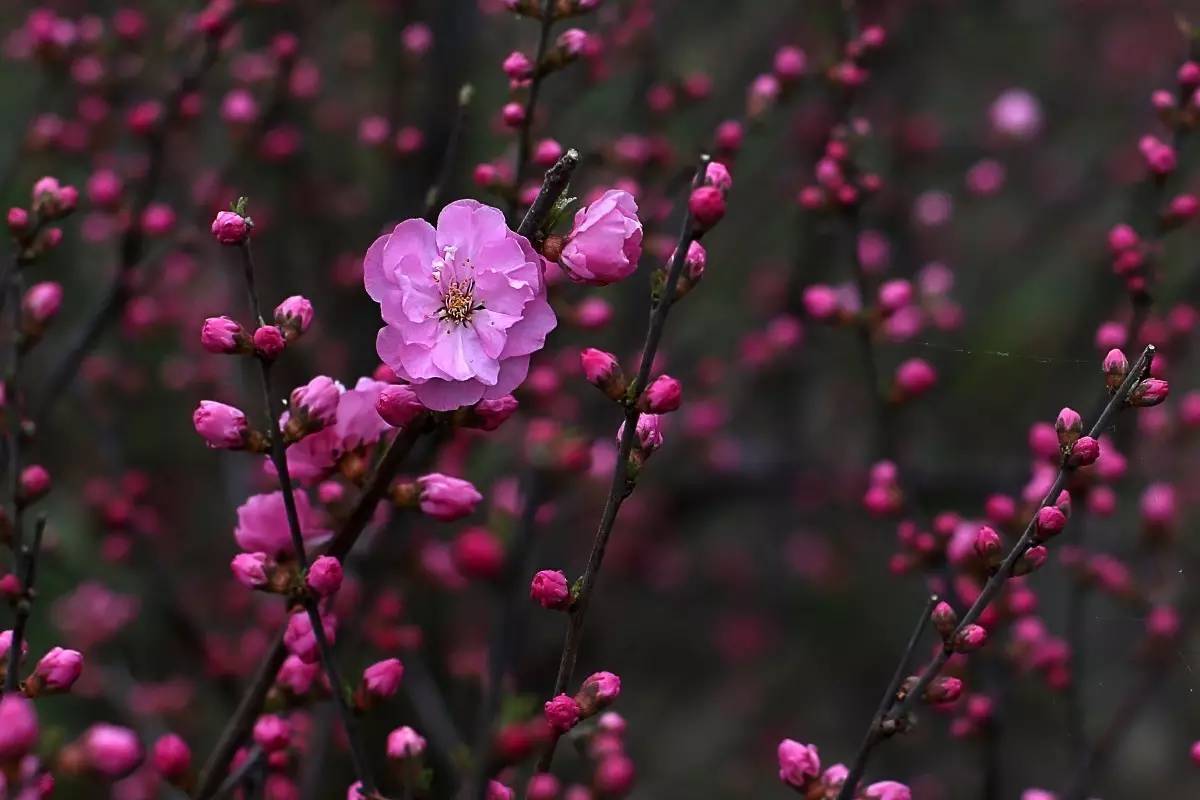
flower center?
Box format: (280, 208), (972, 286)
(440, 279), (477, 325)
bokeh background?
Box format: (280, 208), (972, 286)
(4, 0), (1200, 797)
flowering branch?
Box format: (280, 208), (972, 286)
(507, 0), (558, 221)
(535, 154), (715, 771)
(835, 345), (1159, 798)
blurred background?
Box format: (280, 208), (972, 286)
(3, 0), (1200, 797)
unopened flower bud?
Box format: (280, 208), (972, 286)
(1055, 407), (1083, 449)
(1103, 348), (1129, 393)
(1129, 378), (1169, 407)
(22, 281), (62, 328)
(18, 465), (50, 505)
(924, 676), (963, 704)
(1034, 506), (1067, 540)
(974, 526), (1002, 563)
(231, 552), (271, 589)
(688, 186), (726, 230)
(580, 348), (626, 401)
(1067, 436), (1100, 468)
(253, 325), (286, 360)
(306, 555), (343, 597)
(274, 295), (313, 339)
(288, 376), (341, 439)
(575, 671), (621, 716)
(362, 658), (404, 699)
(376, 384), (426, 428)
(193, 401), (250, 449)
(386, 725), (426, 759)
(931, 601), (958, 638)
(201, 316), (247, 354)
(151, 734), (191, 784)
(953, 624), (987, 653)
(530, 569), (571, 610)
(639, 374), (681, 413)
(31, 647), (83, 693)
(543, 694), (582, 732)
(211, 210), (251, 245)
(1014, 544), (1048, 576)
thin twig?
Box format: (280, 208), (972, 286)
(535, 155), (711, 772)
(4, 515), (45, 694)
(837, 595), (937, 800)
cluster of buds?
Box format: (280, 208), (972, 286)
(742, 44), (808, 120)
(797, 129), (881, 211)
(829, 24), (887, 90)
(616, 413), (664, 480)
(542, 671), (622, 734)
(283, 376), (341, 443)
(1106, 224), (1149, 293)
(1054, 407), (1100, 468)
(0, 635), (83, 699)
(8, 176), (75, 262)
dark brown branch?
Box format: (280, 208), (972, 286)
(4, 515), (44, 694)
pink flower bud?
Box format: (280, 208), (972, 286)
(618, 414), (664, 453)
(1147, 604), (1180, 640)
(453, 527), (504, 579)
(472, 395), (520, 431)
(865, 781), (911, 800)
(193, 401), (249, 449)
(773, 46), (807, 79)
(503, 51), (533, 81)
(1130, 378), (1169, 407)
(1190, 740), (1200, 766)
(1141, 482), (1177, 527)
(530, 569), (571, 610)
(274, 295), (314, 336)
(878, 279), (913, 314)
(1055, 407), (1082, 448)
(704, 161), (733, 192)
(7, 207), (29, 236)
(306, 555), (343, 597)
(1015, 544), (1048, 576)
(33, 647), (82, 692)
(501, 102), (526, 128)
(376, 384), (426, 428)
(527, 773), (560, 800)
(576, 671), (621, 715)
(253, 714), (291, 752)
(22, 281), (62, 325)
(931, 601), (958, 638)
(558, 190), (643, 286)
(688, 186), (726, 229)
(974, 526), (1002, 561)
(231, 552), (270, 589)
(534, 139), (564, 167)
(253, 325), (286, 360)
(894, 358), (937, 398)
(87, 169), (123, 208)
(1107, 224), (1139, 252)
(0, 695), (38, 762)
(640, 374), (681, 413)
(580, 348), (621, 387)
(924, 676), (963, 704)
(386, 725), (426, 759)
(211, 210), (250, 245)
(200, 316), (245, 354)
(953, 624), (987, 653)
(777, 739), (820, 788)
(1103, 348), (1129, 392)
(362, 658), (404, 698)
(284, 609), (337, 663)
(417, 473), (483, 521)
(19, 465), (50, 504)
(290, 376), (341, 430)
(84, 723), (143, 778)
(556, 28), (589, 56)
(488, 781), (516, 800)
(1035, 506), (1068, 539)
(802, 284), (840, 320)
(152, 733), (191, 783)
(543, 694), (582, 732)
(594, 755), (636, 794)
(1067, 436), (1100, 467)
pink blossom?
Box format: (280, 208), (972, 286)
(558, 190), (643, 285)
(543, 694), (582, 732)
(641, 375), (681, 413)
(376, 384), (427, 428)
(865, 781), (912, 800)
(84, 724), (143, 778)
(231, 552), (270, 589)
(280, 377), (391, 484)
(201, 316), (245, 354)
(362, 658), (404, 698)
(306, 555), (343, 597)
(284, 609), (337, 663)
(777, 739), (820, 788)
(0, 696), (38, 762)
(211, 210), (250, 245)
(233, 491), (331, 557)
(417, 473), (483, 521)
(386, 726), (426, 759)
(366, 200), (556, 410)
(487, 781), (515, 800)
(275, 295), (314, 336)
(151, 734), (191, 782)
(617, 414), (664, 452)
(253, 714), (291, 752)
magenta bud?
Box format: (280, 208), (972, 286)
(1067, 436), (1100, 468)
(924, 676), (963, 704)
(1103, 348), (1130, 392)
(211, 210), (250, 245)
(931, 601), (958, 638)
(580, 348), (625, 400)
(1034, 506), (1068, 539)
(32, 647), (83, 692)
(231, 552), (271, 589)
(376, 384), (426, 428)
(193, 401), (250, 450)
(530, 569), (571, 610)
(952, 624), (987, 653)
(306, 555), (343, 597)
(252, 325), (286, 360)
(289, 376), (341, 433)
(543, 694), (582, 732)
(362, 658), (404, 699)
(386, 725), (426, 759)
(1054, 407), (1083, 448)
(274, 295), (314, 338)
(22, 281), (62, 326)
(252, 715), (291, 753)
(688, 185), (726, 230)
(640, 374), (682, 414)
(1129, 378), (1169, 407)
(201, 316), (246, 354)
(151, 733), (191, 783)
(1015, 544), (1049, 576)
(0, 695), (38, 763)
(575, 670), (621, 716)
(974, 526), (1002, 562)
(18, 465), (50, 505)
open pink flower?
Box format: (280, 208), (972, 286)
(365, 200), (556, 410)
(234, 490), (331, 557)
